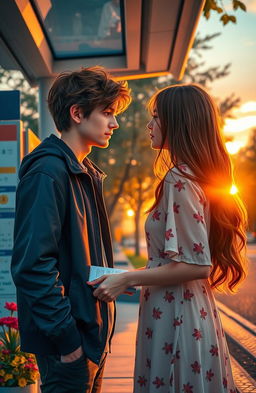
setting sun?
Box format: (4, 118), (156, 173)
(127, 209), (135, 217)
(230, 185), (238, 195)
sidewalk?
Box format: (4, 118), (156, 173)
(102, 302), (138, 393)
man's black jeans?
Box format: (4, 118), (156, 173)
(36, 353), (107, 393)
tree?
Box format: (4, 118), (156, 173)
(203, 0), (246, 25)
(234, 129), (256, 233)
(0, 67), (39, 134)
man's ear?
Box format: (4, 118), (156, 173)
(70, 105), (83, 124)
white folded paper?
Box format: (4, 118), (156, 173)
(88, 265), (136, 293)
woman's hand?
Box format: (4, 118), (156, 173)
(87, 273), (129, 302)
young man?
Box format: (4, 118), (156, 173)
(11, 66), (131, 393)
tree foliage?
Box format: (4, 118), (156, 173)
(203, 0), (246, 25)
(0, 67), (39, 134)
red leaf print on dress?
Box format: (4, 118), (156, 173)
(191, 361), (201, 374)
(162, 342), (173, 354)
(145, 328), (153, 339)
(171, 350), (180, 364)
(193, 242), (204, 255)
(174, 180), (185, 192)
(173, 202), (180, 213)
(193, 211), (204, 223)
(184, 289), (194, 301)
(178, 246), (184, 255)
(223, 377), (227, 388)
(146, 358), (151, 368)
(144, 288), (150, 301)
(182, 382), (193, 393)
(173, 316), (183, 328)
(137, 376), (147, 387)
(210, 344), (219, 356)
(152, 210), (161, 221)
(163, 290), (175, 303)
(152, 307), (162, 320)
(153, 377), (165, 389)
(192, 328), (203, 340)
(206, 369), (214, 382)
(200, 307), (207, 320)
(165, 228), (174, 240)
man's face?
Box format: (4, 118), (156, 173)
(77, 106), (119, 148)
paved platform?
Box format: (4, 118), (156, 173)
(102, 301), (256, 393)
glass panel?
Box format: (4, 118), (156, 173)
(32, 0), (124, 58)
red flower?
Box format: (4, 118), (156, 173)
(191, 361), (201, 374)
(146, 358), (151, 368)
(182, 382), (194, 393)
(210, 344), (219, 356)
(178, 246), (184, 255)
(193, 242), (204, 255)
(145, 328), (153, 339)
(162, 342), (173, 354)
(152, 307), (162, 320)
(206, 369), (214, 381)
(144, 288), (150, 301)
(158, 249), (167, 258)
(173, 202), (180, 213)
(223, 377), (227, 388)
(173, 316), (183, 328)
(174, 180), (185, 192)
(165, 228), (174, 240)
(0, 316), (18, 330)
(192, 328), (203, 341)
(163, 290), (175, 303)
(202, 285), (207, 294)
(4, 302), (17, 312)
(137, 376), (147, 387)
(193, 211), (204, 224)
(152, 210), (161, 221)
(153, 376), (165, 389)
(200, 307), (207, 320)
(184, 289), (194, 301)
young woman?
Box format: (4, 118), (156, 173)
(89, 84), (247, 393)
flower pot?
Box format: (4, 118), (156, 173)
(0, 382), (38, 392)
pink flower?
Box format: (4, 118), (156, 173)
(191, 361), (201, 374)
(4, 302), (17, 312)
(192, 328), (203, 341)
(182, 382), (194, 393)
(165, 228), (174, 240)
(145, 328), (153, 339)
(200, 307), (207, 320)
(163, 290), (175, 303)
(153, 376), (165, 388)
(152, 210), (161, 221)
(184, 289), (194, 301)
(206, 369), (214, 381)
(173, 316), (183, 328)
(162, 342), (173, 354)
(137, 376), (147, 387)
(210, 344), (219, 357)
(193, 242), (204, 255)
(174, 180), (185, 192)
(152, 307), (162, 320)
(173, 202), (180, 213)
(193, 212), (204, 224)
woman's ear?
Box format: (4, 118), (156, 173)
(70, 105), (82, 124)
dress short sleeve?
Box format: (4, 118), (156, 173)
(163, 169), (212, 266)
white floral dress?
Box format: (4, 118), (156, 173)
(134, 166), (236, 393)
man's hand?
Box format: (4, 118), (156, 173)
(60, 346), (83, 363)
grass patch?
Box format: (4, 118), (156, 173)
(124, 250), (147, 269)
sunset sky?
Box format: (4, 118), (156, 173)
(197, 0), (256, 152)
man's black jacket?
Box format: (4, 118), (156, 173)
(11, 134), (115, 365)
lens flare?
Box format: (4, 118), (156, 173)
(230, 185), (238, 195)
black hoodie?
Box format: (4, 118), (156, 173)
(11, 134), (115, 364)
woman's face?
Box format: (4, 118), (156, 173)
(147, 108), (167, 150)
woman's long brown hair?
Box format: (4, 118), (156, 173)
(148, 84), (247, 293)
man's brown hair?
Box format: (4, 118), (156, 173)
(48, 66), (131, 131)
